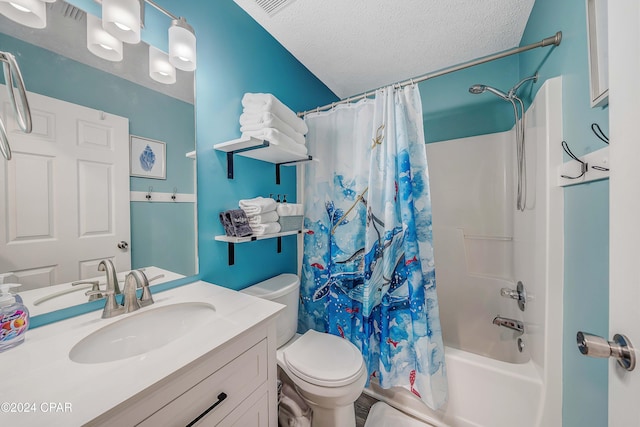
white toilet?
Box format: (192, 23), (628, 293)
(241, 273), (368, 427)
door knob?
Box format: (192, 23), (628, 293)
(117, 241), (129, 250)
(577, 331), (636, 371)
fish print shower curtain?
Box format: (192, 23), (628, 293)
(300, 85), (448, 409)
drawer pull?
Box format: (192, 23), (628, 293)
(186, 392), (228, 427)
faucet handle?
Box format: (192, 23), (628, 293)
(72, 280), (99, 287)
(74, 280), (103, 301)
(500, 281), (527, 311)
(88, 290), (124, 319)
(137, 270), (155, 307)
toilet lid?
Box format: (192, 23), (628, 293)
(283, 329), (365, 388)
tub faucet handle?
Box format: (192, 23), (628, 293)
(500, 281), (526, 311)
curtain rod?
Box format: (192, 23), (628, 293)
(297, 31), (562, 117)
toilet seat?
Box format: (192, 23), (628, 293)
(283, 329), (366, 388)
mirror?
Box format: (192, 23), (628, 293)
(0, 1), (197, 317)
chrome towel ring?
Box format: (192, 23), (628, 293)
(0, 51), (33, 160)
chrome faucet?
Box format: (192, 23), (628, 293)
(122, 272), (142, 314)
(87, 269), (156, 319)
(98, 259), (121, 295)
(492, 316), (525, 334)
(122, 270), (155, 313)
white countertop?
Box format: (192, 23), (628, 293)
(0, 280), (283, 426)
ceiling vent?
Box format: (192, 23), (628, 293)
(255, 0), (295, 16)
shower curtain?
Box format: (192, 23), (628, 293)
(299, 85), (447, 409)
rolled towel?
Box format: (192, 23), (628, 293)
(242, 128), (308, 156)
(251, 222), (281, 236)
(276, 203), (303, 216)
(241, 93), (308, 135)
(239, 196), (277, 216)
(247, 210), (279, 225)
(239, 112), (306, 145)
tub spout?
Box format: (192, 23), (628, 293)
(493, 316), (524, 334)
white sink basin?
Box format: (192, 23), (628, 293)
(69, 302), (216, 364)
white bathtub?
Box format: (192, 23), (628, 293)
(365, 346), (543, 427)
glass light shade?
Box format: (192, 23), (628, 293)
(0, 0), (50, 29)
(102, 0), (141, 44)
(149, 46), (176, 85)
(87, 14), (123, 62)
(168, 18), (196, 71)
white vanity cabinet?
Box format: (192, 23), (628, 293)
(88, 316), (278, 426)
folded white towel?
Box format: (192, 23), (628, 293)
(242, 128), (308, 156)
(239, 112), (306, 145)
(248, 210), (279, 225)
(276, 203), (303, 216)
(251, 222), (281, 236)
(239, 197), (277, 216)
(242, 93), (308, 135)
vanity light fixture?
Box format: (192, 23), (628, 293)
(0, 0), (55, 29)
(86, 0), (197, 72)
(87, 13), (124, 62)
(168, 17), (196, 71)
(149, 45), (176, 85)
(101, 0), (144, 44)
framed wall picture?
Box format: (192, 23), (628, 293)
(130, 136), (166, 179)
(586, 0), (609, 108)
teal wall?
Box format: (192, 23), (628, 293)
(155, 1), (337, 289)
(519, 0), (610, 426)
(0, 33), (197, 276)
(419, 55), (520, 143)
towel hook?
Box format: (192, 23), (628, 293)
(591, 123), (609, 145)
(560, 141), (588, 179)
(146, 186), (153, 201)
(171, 187), (177, 201)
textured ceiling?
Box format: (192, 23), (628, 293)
(233, 0), (535, 98)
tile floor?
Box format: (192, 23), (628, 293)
(355, 392), (380, 427)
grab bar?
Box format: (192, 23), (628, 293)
(0, 50), (33, 160)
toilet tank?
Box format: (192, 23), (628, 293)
(240, 273), (299, 347)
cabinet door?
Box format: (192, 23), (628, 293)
(138, 340), (268, 427)
(217, 387), (270, 427)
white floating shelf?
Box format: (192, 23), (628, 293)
(215, 229), (305, 244)
(214, 137), (310, 164)
(216, 229), (306, 265)
(214, 137), (312, 182)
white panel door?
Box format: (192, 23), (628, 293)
(608, 0), (640, 425)
(0, 88), (130, 290)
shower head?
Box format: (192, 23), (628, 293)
(468, 84), (486, 94)
(468, 84), (510, 100)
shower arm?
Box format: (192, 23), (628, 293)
(298, 31), (562, 117)
(508, 74), (539, 99)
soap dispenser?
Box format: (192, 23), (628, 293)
(0, 283), (29, 352)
